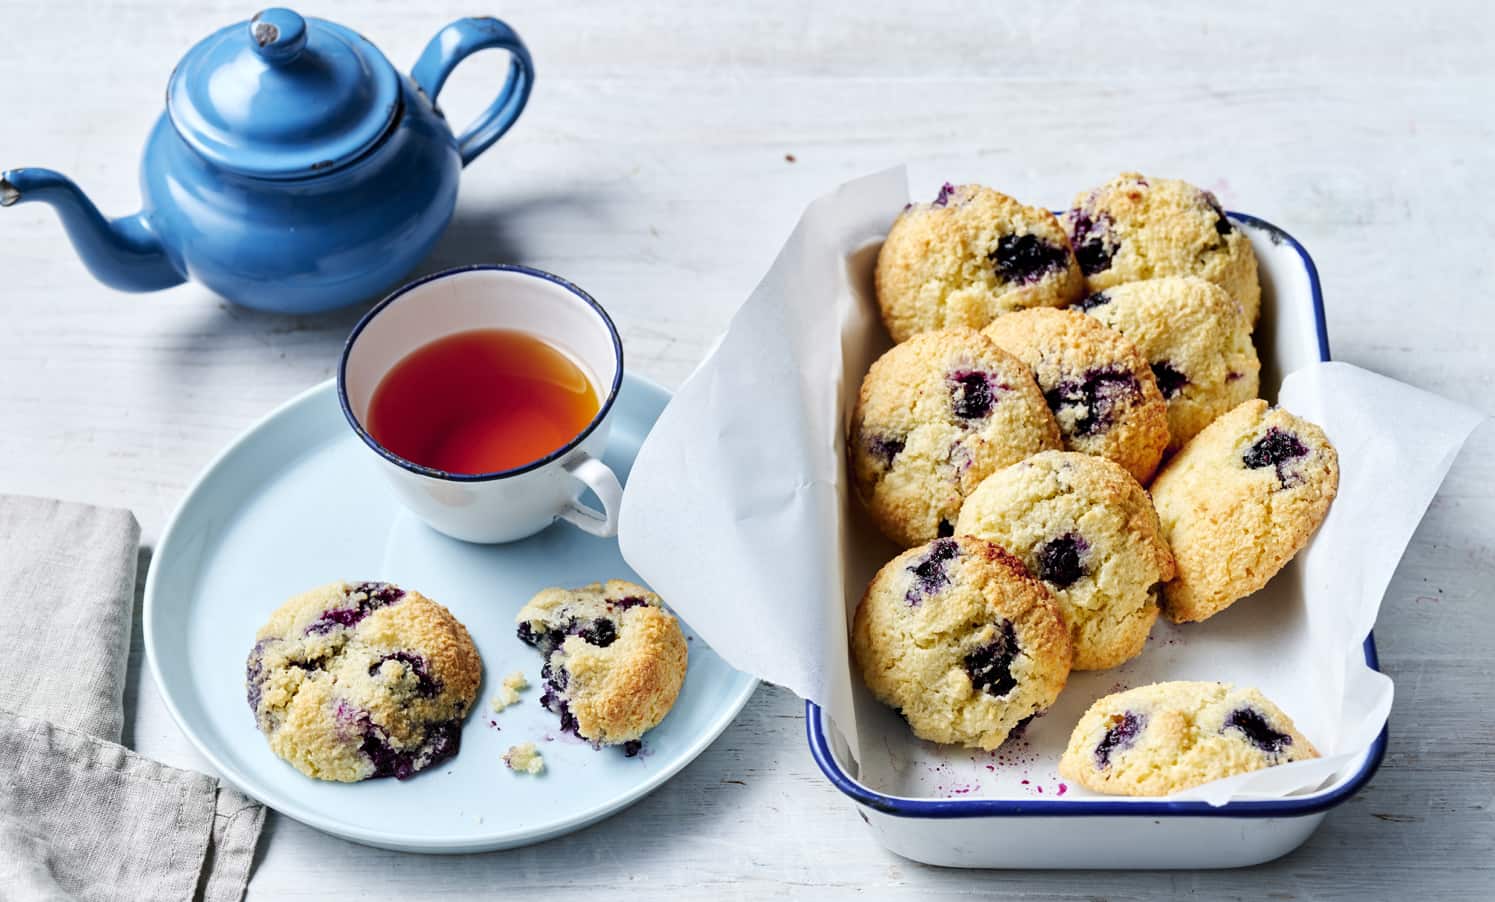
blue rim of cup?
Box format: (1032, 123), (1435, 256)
(804, 211), (1389, 819)
(337, 263), (626, 482)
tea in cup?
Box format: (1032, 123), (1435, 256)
(339, 265), (624, 543)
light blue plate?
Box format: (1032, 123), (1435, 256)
(144, 375), (758, 853)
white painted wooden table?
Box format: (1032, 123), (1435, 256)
(3, 1), (1492, 897)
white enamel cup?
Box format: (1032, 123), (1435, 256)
(338, 265), (625, 544)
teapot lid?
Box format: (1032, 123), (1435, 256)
(167, 8), (400, 179)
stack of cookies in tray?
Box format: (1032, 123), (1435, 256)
(849, 174), (1339, 795)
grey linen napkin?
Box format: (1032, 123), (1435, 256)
(0, 496), (264, 902)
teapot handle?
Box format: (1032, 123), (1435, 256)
(412, 18), (534, 167)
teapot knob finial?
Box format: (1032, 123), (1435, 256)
(249, 8), (307, 64)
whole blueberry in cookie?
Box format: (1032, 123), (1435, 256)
(1074, 291), (1111, 312)
(876, 184), (1084, 342)
(1043, 365), (1141, 438)
(1061, 173), (1261, 324)
(905, 538), (960, 605)
(1151, 400), (1339, 623)
(1060, 682), (1319, 796)
(1093, 710), (1145, 769)
(963, 619), (1020, 697)
(1242, 427), (1309, 485)
(1223, 706), (1293, 754)
(244, 582), (481, 782)
(849, 328), (1061, 547)
(516, 580), (688, 749)
(989, 234), (1071, 285)
(1150, 361), (1189, 399)
(852, 536), (1071, 750)
(1065, 208), (1116, 277)
(1034, 532), (1088, 588)
(984, 308), (1169, 484)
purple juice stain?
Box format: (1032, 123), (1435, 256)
(905, 538), (960, 605)
(1094, 711), (1145, 769)
(245, 639), (270, 714)
(932, 182), (957, 207)
(963, 619), (1020, 697)
(334, 700), (462, 780)
(989, 233), (1069, 285)
(1223, 707), (1293, 754)
(1044, 365), (1141, 437)
(305, 582), (406, 635)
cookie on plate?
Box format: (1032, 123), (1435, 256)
(1150, 400), (1339, 623)
(245, 581), (482, 782)
(1079, 276), (1261, 451)
(852, 536), (1071, 749)
(1058, 681), (1319, 796)
(1062, 173), (1261, 324)
(516, 580), (687, 751)
(875, 183), (1085, 342)
(982, 307), (1170, 484)
(955, 451), (1175, 670)
(849, 328), (1063, 546)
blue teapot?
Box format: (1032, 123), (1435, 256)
(0, 8), (532, 313)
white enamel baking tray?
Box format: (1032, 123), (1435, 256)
(807, 214), (1388, 869)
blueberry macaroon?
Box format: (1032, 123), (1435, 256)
(852, 536), (1071, 750)
(956, 451), (1176, 670)
(245, 581), (482, 782)
(1062, 173), (1262, 324)
(1150, 400), (1338, 623)
(1076, 275), (1260, 452)
(1059, 681), (1319, 796)
(849, 327), (1062, 547)
(516, 580), (687, 753)
(876, 183), (1085, 342)
(983, 307), (1171, 484)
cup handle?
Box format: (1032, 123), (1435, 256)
(411, 17), (535, 167)
(557, 452), (623, 538)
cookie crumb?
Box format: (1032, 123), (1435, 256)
(504, 743), (545, 775)
(490, 671), (530, 712)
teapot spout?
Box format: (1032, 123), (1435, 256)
(0, 168), (185, 292)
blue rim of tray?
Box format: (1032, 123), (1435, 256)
(806, 211), (1389, 818)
